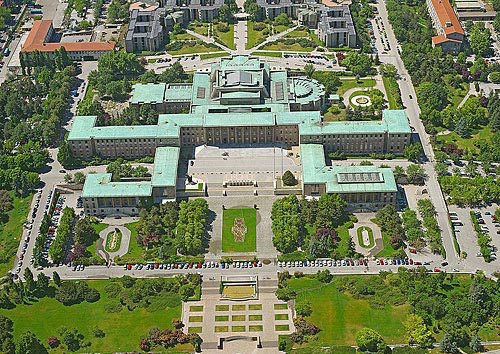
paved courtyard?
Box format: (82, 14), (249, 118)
(182, 277), (294, 351)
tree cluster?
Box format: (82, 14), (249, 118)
(341, 52), (374, 77)
(137, 201), (178, 249)
(106, 158), (149, 181)
(175, 199), (209, 255)
(68, 217), (102, 265)
(374, 205), (405, 249)
(416, 199), (444, 255)
(55, 281), (100, 306)
(140, 327), (202, 352)
(439, 175), (499, 205)
(401, 208), (425, 250)
(107, 0), (129, 23)
(88, 51), (144, 100)
(49, 207), (75, 263)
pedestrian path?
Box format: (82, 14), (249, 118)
(186, 29), (233, 54)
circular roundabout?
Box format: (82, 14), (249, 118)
(350, 94), (372, 107)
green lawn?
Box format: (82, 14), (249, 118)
(356, 226), (374, 248)
(261, 41), (314, 52)
(189, 305), (203, 312)
(87, 222), (108, 258)
(447, 82), (469, 108)
(375, 231), (401, 258)
(116, 222), (144, 263)
(232, 315), (246, 321)
(273, 24), (289, 34)
(435, 126), (493, 154)
(288, 277), (409, 346)
(246, 21), (268, 49)
(251, 51), (282, 57)
(215, 315), (229, 321)
(188, 22), (209, 36)
(249, 325), (263, 331)
(104, 228), (122, 253)
(248, 304), (262, 310)
(188, 315), (203, 322)
(275, 325), (290, 331)
(0, 280), (183, 353)
(199, 52), (228, 60)
(167, 40), (220, 56)
(188, 326), (202, 334)
(232, 304), (246, 311)
(337, 78), (376, 96)
(170, 31), (196, 41)
(275, 313), (289, 320)
(232, 326), (246, 332)
(285, 29), (310, 38)
(213, 23), (235, 50)
(274, 304), (288, 310)
(335, 221), (355, 259)
(382, 76), (403, 109)
(215, 326), (229, 332)
(222, 208), (257, 252)
(216, 304), (229, 311)
(249, 314), (263, 321)
(0, 193), (33, 276)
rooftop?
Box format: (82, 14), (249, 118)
(22, 20), (115, 53)
(300, 144), (397, 193)
(130, 83), (166, 104)
(430, 0), (464, 35)
(82, 173), (152, 198)
(151, 147), (180, 187)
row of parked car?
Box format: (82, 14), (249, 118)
(124, 260), (264, 271)
(278, 257), (422, 268)
(16, 190), (44, 273)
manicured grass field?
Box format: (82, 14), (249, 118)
(275, 325), (290, 331)
(87, 222), (108, 258)
(382, 76), (402, 109)
(215, 315), (229, 322)
(288, 277), (409, 345)
(222, 208), (257, 252)
(249, 314), (263, 321)
(222, 285), (256, 299)
(216, 304), (229, 311)
(275, 313), (289, 320)
(0, 280), (182, 353)
(188, 22), (209, 36)
(337, 78), (376, 96)
(188, 327), (202, 334)
(249, 325), (264, 331)
(248, 304), (262, 310)
(274, 304), (288, 310)
(251, 51), (283, 57)
(356, 226), (374, 248)
(376, 231), (401, 258)
(0, 193), (33, 276)
(199, 52), (228, 60)
(215, 326), (229, 332)
(261, 41), (314, 52)
(246, 21), (268, 49)
(213, 23), (235, 50)
(188, 315), (203, 322)
(190, 305), (203, 312)
(232, 315), (246, 321)
(117, 222), (144, 263)
(335, 221), (356, 259)
(232, 326), (246, 332)
(435, 126), (493, 155)
(232, 304), (246, 311)
(104, 228), (122, 253)
(167, 41), (220, 56)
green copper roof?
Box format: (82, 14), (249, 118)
(130, 83), (166, 104)
(299, 110), (410, 136)
(300, 144), (397, 193)
(82, 173), (152, 198)
(68, 116), (180, 140)
(164, 84), (193, 101)
(217, 55), (264, 71)
(151, 147), (180, 187)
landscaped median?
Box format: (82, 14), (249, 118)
(356, 226), (374, 248)
(470, 211), (494, 262)
(104, 227), (122, 253)
(221, 208), (257, 253)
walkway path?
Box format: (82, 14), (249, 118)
(341, 75), (387, 108)
(251, 25), (299, 52)
(96, 225), (131, 262)
(457, 82), (475, 109)
(234, 20), (247, 53)
(186, 29), (233, 54)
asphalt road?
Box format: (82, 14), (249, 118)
(374, 0), (461, 266)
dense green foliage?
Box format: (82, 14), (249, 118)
(439, 175), (499, 205)
(417, 199), (444, 256)
(137, 202), (178, 249)
(49, 208), (75, 263)
(401, 208), (425, 249)
(281, 270), (499, 351)
(374, 205), (405, 250)
(350, 0), (374, 53)
(70, 217), (103, 266)
(282, 170), (298, 186)
(175, 199), (209, 255)
(271, 195), (348, 257)
(470, 211), (493, 262)
(106, 158), (149, 181)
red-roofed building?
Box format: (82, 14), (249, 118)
(21, 20), (115, 60)
(427, 0), (464, 53)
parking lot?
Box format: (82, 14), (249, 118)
(448, 204), (499, 269)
